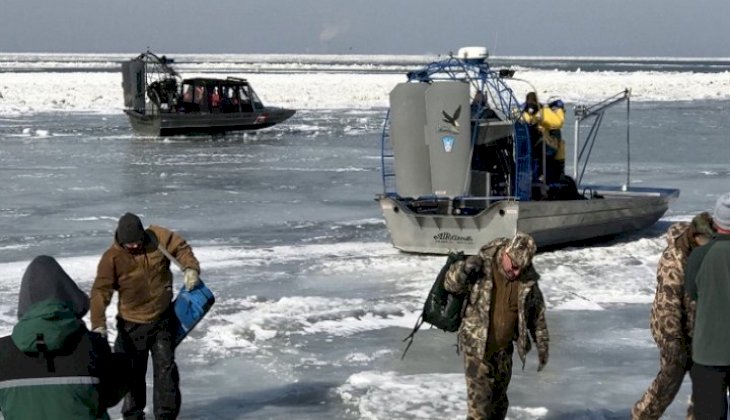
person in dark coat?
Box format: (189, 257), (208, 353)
(685, 193), (730, 418)
(91, 212), (200, 420)
(0, 255), (128, 419)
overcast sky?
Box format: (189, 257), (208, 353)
(2, 0), (729, 57)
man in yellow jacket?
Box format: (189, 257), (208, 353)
(91, 212), (200, 420)
(522, 92), (566, 183)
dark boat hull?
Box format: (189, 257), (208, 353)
(124, 108), (296, 136)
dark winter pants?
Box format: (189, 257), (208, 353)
(690, 362), (730, 419)
(115, 311), (181, 420)
(631, 347), (693, 420)
(463, 344), (513, 420)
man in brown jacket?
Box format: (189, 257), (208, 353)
(444, 232), (548, 420)
(632, 212), (714, 420)
(91, 212), (200, 420)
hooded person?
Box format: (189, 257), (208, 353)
(632, 212), (715, 420)
(443, 232), (548, 420)
(91, 212), (200, 420)
(522, 92), (566, 183)
(0, 255), (128, 419)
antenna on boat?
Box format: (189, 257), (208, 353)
(625, 88), (631, 191)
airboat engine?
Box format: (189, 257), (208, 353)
(122, 58), (146, 113)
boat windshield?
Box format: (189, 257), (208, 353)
(247, 87), (264, 110)
(174, 80), (270, 113)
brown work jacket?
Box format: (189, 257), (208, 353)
(486, 263), (519, 354)
(90, 225), (200, 329)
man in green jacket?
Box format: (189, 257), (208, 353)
(0, 255), (128, 419)
(685, 192), (730, 418)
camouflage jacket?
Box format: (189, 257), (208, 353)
(444, 238), (549, 368)
(649, 222), (695, 351)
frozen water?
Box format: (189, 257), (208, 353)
(1, 55), (729, 419)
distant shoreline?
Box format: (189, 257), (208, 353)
(1, 53), (729, 75)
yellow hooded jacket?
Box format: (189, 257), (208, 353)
(523, 105), (566, 161)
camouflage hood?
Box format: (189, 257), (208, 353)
(502, 232), (538, 272)
(666, 213), (715, 257)
(665, 222), (691, 254)
(476, 235), (540, 284)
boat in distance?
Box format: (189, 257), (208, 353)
(121, 51), (295, 136)
(376, 46), (679, 255)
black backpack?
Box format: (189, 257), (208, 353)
(401, 251), (468, 359)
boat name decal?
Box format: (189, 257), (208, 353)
(442, 136), (455, 152)
(433, 232), (474, 244)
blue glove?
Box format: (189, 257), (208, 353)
(549, 99), (564, 109)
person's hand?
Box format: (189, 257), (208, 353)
(537, 349), (548, 372)
(464, 255), (482, 275)
(93, 327), (107, 338)
(661, 340), (688, 367)
(463, 256), (482, 283)
(184, 268), (200, 291)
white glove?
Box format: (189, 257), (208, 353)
(184, 268), (200, 291)
(92, 327), (107, 338)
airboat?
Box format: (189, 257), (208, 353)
(121, 51), (295, 136)
(376, 47), (679, 255)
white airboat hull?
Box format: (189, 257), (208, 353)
(378, 186), (679, 255)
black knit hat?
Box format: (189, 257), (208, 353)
(117, 212), (145, 244)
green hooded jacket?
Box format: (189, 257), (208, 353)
(0, 255), (128, 420)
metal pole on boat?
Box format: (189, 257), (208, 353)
(573, 108), (580, 181)
(542, 133), (547, 183)
(625, 88), (631, 191)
